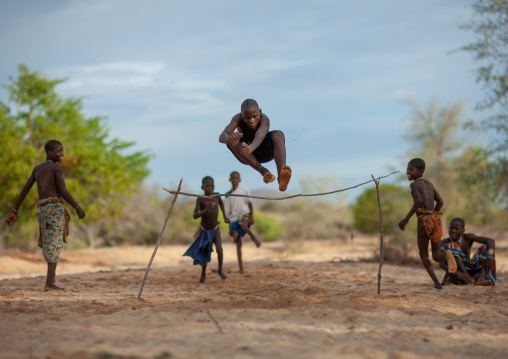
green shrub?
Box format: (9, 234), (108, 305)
(253, 211), (286, 242)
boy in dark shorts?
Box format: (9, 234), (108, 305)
(225, 171), (260, 273)
(184, 176), (229, 283)
(440, 218), (496, 286)
(398, 158), (455, 289)
(219, 99), (292, 192)
(7, 140), (86, 291)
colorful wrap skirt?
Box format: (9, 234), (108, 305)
(36, 197), (69, 263)
(417, 208), (442, 243)
(441, 242), (497, 285)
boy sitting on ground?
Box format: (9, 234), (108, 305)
(440, 218), (496, 286)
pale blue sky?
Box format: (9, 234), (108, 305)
(0, 0), (483, 199)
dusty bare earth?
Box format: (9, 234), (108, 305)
(1, 236), (508, 359)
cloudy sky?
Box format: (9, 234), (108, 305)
(0, 0), (483, 200)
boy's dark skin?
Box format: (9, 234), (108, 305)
(219, 100), (292, 191)
(227, 172), (260, 274)
(6, 143), (85, 291)
(398, 162), (446, 289)
(440, 219), (495, 286)
(193, 178), (229, 283)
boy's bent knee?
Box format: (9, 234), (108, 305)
(272, 130), (285, 142)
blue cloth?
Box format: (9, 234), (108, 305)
(231, 221), (247, 237)
(441, 242), (496, 285)
(183, 229), (215, 266)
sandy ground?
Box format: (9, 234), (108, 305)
(1, 236), (508, 359)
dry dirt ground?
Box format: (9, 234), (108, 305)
(1, 236), (508, 359)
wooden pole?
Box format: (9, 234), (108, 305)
(137, 178), (183, 300)
(371, 175), (384, 295)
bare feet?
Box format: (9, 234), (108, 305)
(44, 284), (65, 291)
(252, 236), (261, 248)
(199, 273), (206, 283)
(263, 172), (276, 184)
(278, 165), (292, 192)
(434, 283), (443, 290)
(218, 271), (228, 280)
(475, 279), (494, 286)
(445, 250), (457, 274)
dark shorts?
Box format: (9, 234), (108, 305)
(227, 130), (281, 164)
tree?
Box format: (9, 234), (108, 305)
(402, 98), (474, 220)
(403, 98), (465, 185)
(1, 64), (153, 247)
(457, 0), (508, 207)
(458, 0), (508, 146)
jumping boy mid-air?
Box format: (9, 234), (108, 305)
(219, 99), (292, 192)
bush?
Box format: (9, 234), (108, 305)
(253, 211), (286, 242)
(352, 184), (412, 235)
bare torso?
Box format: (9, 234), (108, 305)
(197, 197), (220, 229)
(33, 161), (62, 200)
(411, 179), (436, 211)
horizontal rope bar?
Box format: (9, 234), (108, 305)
(162, 171), (399, 201)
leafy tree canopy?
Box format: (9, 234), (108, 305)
(459, 0), (508, 152)
(1, 64), (153, 224)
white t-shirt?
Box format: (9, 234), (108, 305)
(225, 187), (251, 223)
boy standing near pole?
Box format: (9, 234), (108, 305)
(398, 158), (455, 289)
(184, 176), (229, 283)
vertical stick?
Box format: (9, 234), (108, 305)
(137, 178), (183, 300)
(371, 175), (384, 295)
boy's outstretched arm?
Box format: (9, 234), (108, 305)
(434, 189), (444, 212)
(7, 171), (36, 226)
(398, 183), (423, 230)
(219, 117), (242, 144)
(54, 165), (85, 219)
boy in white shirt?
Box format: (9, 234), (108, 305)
(225, 171), (261, 273)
